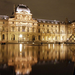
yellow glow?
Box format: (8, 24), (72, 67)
(19, 34), (22, 37)
(53, 44), (54, 49)
(48, 44), (50, 49)
(61, 36), (62, 41)
(20, 44), (22, 52)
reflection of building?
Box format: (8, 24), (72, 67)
(7, 44), (37, 75)
(0, 44), (74, 74)
(0, 4), (75, 43)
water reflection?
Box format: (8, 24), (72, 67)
(0, 44), (75, 74)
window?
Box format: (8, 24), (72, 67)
(55, 36), (57, 40)
(43, 25), (44, 27)
(2, 34), (5, 40)
(12, 22), (14, 24)
(33, 28), (34, 32)
(38, 35), (40, 40)
(27, 27), (29, 32)
(51, 25), (53, 27)
(3, 22), (4, 24)
(38, 24), (40, 26)
(47, 25), (49, 27)
(47, 29), (49, 33)
(38, 29), (40, 33)
(12, 27), (14, 31)
(2, 27), (4, 31)
(55, 26), (57, 27)
(22, 26), (25, 32)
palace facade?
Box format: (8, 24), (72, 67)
(0, 4), (75, 43)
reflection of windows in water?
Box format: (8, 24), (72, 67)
(12, 60), (14, 62)
(47, 51), (49, 55)
(22, 52), (25, 57)
(22, 65), (25, 69)
(27, 64), (29, 68)
(2, 59), (4, 62)
(27, 50), (29, 56)
(18, 65), (20, 69)
(2, 52), (4, 57)
(2, 45), (4, 50)
(32, 51), (34, 56)
(12, 52), (14, 57)
(32, 58), (34, 61)
(38, 51), (40, 55)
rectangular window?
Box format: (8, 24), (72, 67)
(27, 27), (29, 32)
(33, 28), (34, 32)
(3, 22), (4, 24)
(38, 35), (40, 40)
(38, 24), (40, 26)
(43, 25), (44, 27)
(38, 29), (40, 33)
(22, 26), (25, 32)
(47, 29), (49, 33)
(47, 25), (49, 27)
(12, 27), (14, 31)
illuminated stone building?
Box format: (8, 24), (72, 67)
(0, 4), (75, 43)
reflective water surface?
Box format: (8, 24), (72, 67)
(0, 44), (75, 75)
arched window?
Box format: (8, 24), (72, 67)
(11, 34), (15, 40)
(2, 34), (5, 40)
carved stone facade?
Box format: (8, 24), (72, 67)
(0, 4), (75, 43)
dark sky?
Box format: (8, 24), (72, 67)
(0, 0), (75, 21)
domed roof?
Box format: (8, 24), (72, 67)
(16, 4), (31, 14)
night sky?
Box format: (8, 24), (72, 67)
(0, 0), (75, 21)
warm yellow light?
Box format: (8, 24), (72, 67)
(19, 34), (22, 37)
(20, 44), (22, 52)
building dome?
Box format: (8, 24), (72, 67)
(16, 4), (31, 14)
